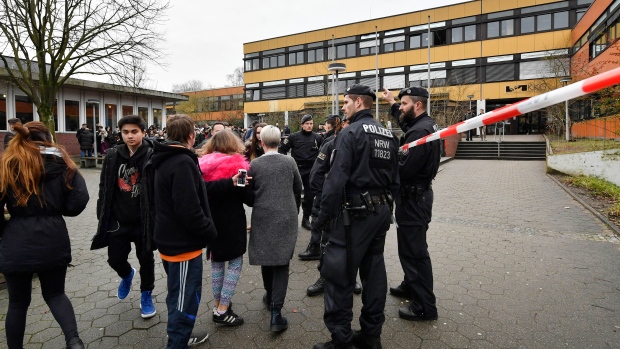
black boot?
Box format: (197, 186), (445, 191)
(307, 276), (325, 296)
(389, 281), (411, 298)
(270, 308), (288, 332)
(301, 215), (312, 230)
(298, 243), (321, 260)
(352, 330), (382, 349)
(66, 337), (85, 349)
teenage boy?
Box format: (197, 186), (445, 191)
(92, 115), (156, 319)
(149, 114), (217, 348)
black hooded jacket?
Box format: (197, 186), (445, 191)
(150, 141), (217, 256)
(0, 152), (89, 273)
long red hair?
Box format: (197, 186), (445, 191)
(0, 121), (76, 207)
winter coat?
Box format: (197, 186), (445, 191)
(247, 152), (301, 266)
(92, 139), (154, 250)
(199, 152), (252, 262)
(0, 150), (89, 274)
(79, 129), (95, 151)
(151, 141), (217, 256)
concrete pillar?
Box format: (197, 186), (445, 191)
(284, 111), (289, 126)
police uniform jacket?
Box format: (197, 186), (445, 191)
(309, 129), (335, 196)
(390, 107), (440, 223)
(278, 129), (323, 175)
(319, 109), (399, 221)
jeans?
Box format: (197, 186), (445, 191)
(261, 264), (290, 309)
(80, 149), (93, 157)
(163, 255), (203, 349)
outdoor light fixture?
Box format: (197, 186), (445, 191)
(328, 63), (346, 115)
(560, 77), (572, 141)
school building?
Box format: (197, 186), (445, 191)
(242, 0), (619, 135)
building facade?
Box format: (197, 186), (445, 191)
(0, 76), (187, 155)
(168, 86), (245, 127)
(243, 0), (595, 135)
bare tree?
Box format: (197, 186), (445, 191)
(112, 56), (151, 91)
(0, 0), (169, 137)
(172, 79), (205, 93)
(225, 66), (244, 87)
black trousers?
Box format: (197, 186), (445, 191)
(396, 189), (437, 317)
(261, 264), (290, 309)
(300, 171), (314, 217)
(310, 195), (330, 246)
(5, 266), (79, 348)
(322, 205), (391, 344)
(107, 219), (155, 292)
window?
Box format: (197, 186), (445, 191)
(105, 104), (117, 130)
(521, 17), (535, 34)
(64, 100), (79, 132)
(138, 107), (148, 123)
(221, 95), (232, 110)
(383, 36), (405, 52)
(537, 14), (552, 31)
(554, 11), (568, 28)
(122, 105), (133, 116)
(262, 54), (285, 69)
(451, 67), (478, 84)
(289, 51), (304, 65)
(307, 48), (324, 63)
(306, 82), (325, 97)
(153, 108), (162, 129)
(360, 46), (377, 55)
(488, 20), (513, 38)
(410, 32), (430, 48)
(86, 101), (99, 129)
(262, 87), (286, 100)
(576, 9), (586, 23)
(382, 75), (406, 89)
(501, 19), (514, 36)
(244, 58), (259, 71)
(15, 95), (34, 124)
(335, 43), (356, 59)
(486, 63), (515, 82)
(245, 90), (260, 101)
(519, 59), (568, 79)
(287, 85), (305, 98)
(452, 25), (476, 43)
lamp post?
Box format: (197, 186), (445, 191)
(560, 77), (572, 141)
(328, 63), (346, 115)
(87, 99), (99, 158)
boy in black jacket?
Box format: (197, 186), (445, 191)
(149, 114), (217, 348)
(92, 115), (156, 319)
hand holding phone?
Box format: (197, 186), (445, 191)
(236, 169), (247, 187)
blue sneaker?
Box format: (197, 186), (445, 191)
(140, 290), (156, 318)
(117, 267), (135, 300)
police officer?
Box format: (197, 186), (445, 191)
(314, 85), (399, 349)
(382, 86), (440, 322)
(299, 114), (341, 262)
(278, 114), (323, 230)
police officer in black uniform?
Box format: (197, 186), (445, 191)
(313, 85), (399, 349)
(382, 86), (440, 322)
(278, 114), (323, 230)
(299, 114), (340, 261)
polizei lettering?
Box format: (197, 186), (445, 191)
(362, 124), (393, 138)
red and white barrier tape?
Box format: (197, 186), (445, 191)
(401, 66), (620, 151)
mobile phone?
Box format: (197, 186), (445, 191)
(237, 169), (247, 187)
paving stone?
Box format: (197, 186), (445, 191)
(1, 161), (619, 348)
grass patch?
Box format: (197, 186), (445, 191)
(562, 175), (620, 218)
(550, 138), (620, 154)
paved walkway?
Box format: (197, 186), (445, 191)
(1, 160), (619, 348)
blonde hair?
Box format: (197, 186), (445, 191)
(197, 129), (244, 156)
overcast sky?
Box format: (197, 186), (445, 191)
(141, 0), (469, 92)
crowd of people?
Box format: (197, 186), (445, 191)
(0, 83), (442, 349)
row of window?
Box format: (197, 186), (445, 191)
(572, 0), (619, 54)
(0, 96), (162, 132)
(193, 95), (244, 112)
(245, 4), (589, 72)
(245, 60), (568, 102)
(590, 13), (620, 59)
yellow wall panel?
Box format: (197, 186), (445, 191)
(393, 52), (408, 67)
(482, 40), (500, 56)
(515, 35), (536, 52)
(496, 37), (518, 55)
(435, 46), (453, 61)
(463, 2), (483, 16)
(407, 12), (421, 27)
(483, 0), (499, 13)
(534, 32), (556, 51)
(448, 5), (466, 19)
